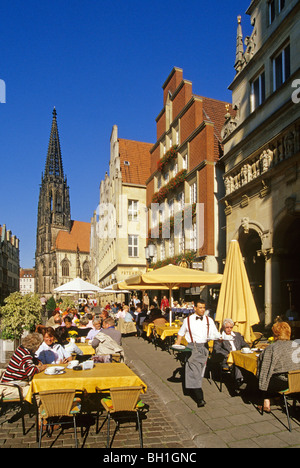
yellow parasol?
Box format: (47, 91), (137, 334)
(215, 240), (260, 343)
(122, 264), (223, 324)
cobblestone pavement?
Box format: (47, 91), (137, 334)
(1, 334), (300, 449)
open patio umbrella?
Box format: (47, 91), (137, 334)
(215, 239), (260, 343)
(122, 264), (223, 324)
(54, 277), (105, 294)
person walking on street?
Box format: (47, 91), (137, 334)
(174, 299), (220, 407)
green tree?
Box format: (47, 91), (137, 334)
(0, 292), (42, 341)
(46, 296), (56, 311)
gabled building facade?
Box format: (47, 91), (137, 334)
(221, 0), (300, 326)
(20, 268), (35, 295)
(90, 125), (152, 291)
(146, 67), (232, 278)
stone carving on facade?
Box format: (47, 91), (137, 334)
(223, 125), (299, 197)
(221, 104), (239, 140)
(241, 217), (250, 234)
(284, 131), (295, 159)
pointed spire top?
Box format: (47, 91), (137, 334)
(44, 108), (64, 179)
(234, 15), (244, 73)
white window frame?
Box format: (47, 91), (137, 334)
(160, 241), (165, 260)
(272, 43), (290, 92)
(128, 235), (138, 257)
(190, 182), (197, 204)
(250, 71), (265, 112)
(128, 200), (138, 221)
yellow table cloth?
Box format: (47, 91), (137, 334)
(228, 350), (259, 376)
(155, 324), (182, 341)
(77, 342), (95, 355)
(25, 363), (147, 403)
(143, 322), (155, 337)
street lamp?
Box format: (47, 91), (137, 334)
(145, 242), (156, 268)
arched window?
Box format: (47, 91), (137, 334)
(82, 261), (90, 280)
(61, 259), (69, 277)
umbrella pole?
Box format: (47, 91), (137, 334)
(169, 287), (172, 325)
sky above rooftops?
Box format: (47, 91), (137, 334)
(0, 0), (252, 268)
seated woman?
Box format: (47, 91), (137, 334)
(35, 327), (72, 364)
(56, 316), (79, 345)
(257, 321), (299, 413)
(144, 307), (167, 326)
(213, 318), (250, 386)
(1, 333), (47, 398)
(77, 317), (92, 337)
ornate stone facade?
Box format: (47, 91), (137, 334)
(221, 0), (300, 327)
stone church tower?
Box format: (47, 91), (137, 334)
(35, 108), (71, 294)
(35, 108), (91, 297)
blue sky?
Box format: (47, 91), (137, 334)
(0, 0), (252, 268)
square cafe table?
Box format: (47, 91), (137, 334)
(228, 350), (259, 376)
(25, 363), (147, 404)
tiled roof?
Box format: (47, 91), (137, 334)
(20, 268), (35, 278)
(119, 139), (152, 185)
(200, 96), (233, 141)
(55, 220), (91, 253)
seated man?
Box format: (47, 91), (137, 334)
(213, 318), (249, 386)
(91, 317), (124, 362)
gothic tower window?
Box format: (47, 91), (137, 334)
(61, 259), (69, 277)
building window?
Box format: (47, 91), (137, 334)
(182, 154), (187, 170)
(250, 71), (266, 111)
(178, 229), (185, 254)
(157, 175), (161, 190)
(169, 235), (174, 257)
(128, 235), (138, 257)
(190, 182), (197, 204)
(128, 200), (138, 221)
(177, 191), (185, 211)
(190, 223), (197, 251)
(160, 241), (165, 260)
(169, 199), (174, 217)
(268, 0), (275, 24)
(61, 260), (69, 277)
(273, 43), (290, 91)
(279, 0), (285, 13)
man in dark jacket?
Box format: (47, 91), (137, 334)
(213, 318), (250, 385)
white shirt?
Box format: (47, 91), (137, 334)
(221, 330), (236, 351)
(178, 314), (221, 343)
(36, 342), (71, 364)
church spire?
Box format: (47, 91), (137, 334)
(234, 16), (244, 73)
(44, 107), (64, 179)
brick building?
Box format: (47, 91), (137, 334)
(146, 67), (232, 282)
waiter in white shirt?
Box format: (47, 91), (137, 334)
(174, 299), (220, 407)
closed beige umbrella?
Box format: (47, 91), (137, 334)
(215, 240), (260, 343)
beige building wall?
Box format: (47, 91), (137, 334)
(90, 125), (152, 303)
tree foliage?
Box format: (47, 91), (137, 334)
(0, 292), (42, 340)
